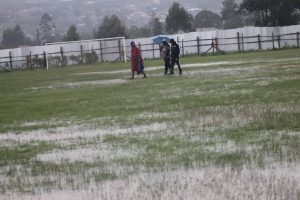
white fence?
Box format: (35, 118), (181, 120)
(0, 25), (300, 71)
(135, 25), (300, 59)
(45, 37), (126, 69)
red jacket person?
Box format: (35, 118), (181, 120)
(130, 41), (147, 79)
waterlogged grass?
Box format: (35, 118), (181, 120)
(0, 142), (58, 167)
(0, 48), (300, 199)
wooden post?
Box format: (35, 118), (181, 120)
(118, 39), (122, 62)
(152, 43), (155, 59)
(297, 32), (299, 48)
(181, 39), (184, 57)
(214, 37), (219, 51)
(29, 51), (32, 70)
(60, 46), (64, 67)
(257, 34), (261, 50)
(80, 45), (83, 64)
(272, 32), (275, 49)
(26, 55), (29, 69)
(197, 36), (200, 55)
(99, 40), (103, 62)
(242, 34), (245, 51)
(43, 51), (47, 68)
(212, 37), (215, 54)
(237, 32), (241, 51)
(278, 35), (281, 49)
(9, 51), (12, 71)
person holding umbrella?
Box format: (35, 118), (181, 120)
(130, 41), (147, 79)
(160, 39), (171, 75)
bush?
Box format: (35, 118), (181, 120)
(48, 56), (68, 67)
(84, 51), (99, 64)
(69, 55), (82, 65)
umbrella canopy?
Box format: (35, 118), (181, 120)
(152, 35), (171, 44)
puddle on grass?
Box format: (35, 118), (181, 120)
(1, 102), (296, 145)
(37, 146), (140, 164)
(0, 122), (168, 144)
(25, 79), (128, 91)
(64, 79), (128, 87)
(70, 61), (240, 76)
(1, 163), (299, 200)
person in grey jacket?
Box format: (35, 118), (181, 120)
(160, 39), (171, 75)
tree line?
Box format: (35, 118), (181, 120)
(1, 0), (299, 49)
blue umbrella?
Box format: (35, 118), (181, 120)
(152, 35), (171, 44)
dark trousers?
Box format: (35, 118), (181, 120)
(170, 58), (182, 74)
(164, 57), (170, 74)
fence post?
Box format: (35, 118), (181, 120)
(297, 32), (299, 48)
(242, 34), (245, 51)
(99, 41), (103, 62)
(215, 37), (219, 52)
(257, 34), (261, 50)
(60, 46), (64, 67)
(278, 35), (281, 49)
(152, 42), (155, 59)
(43, 51), (47, 68)
(26, 55), (29, 69)
(272, 32), (275, 49)
(80, 45), (83, 64)
(197, 36), (200, 55)
(212, 37), (215, 54)
(9, 51), (13, 71)
(237, 32), (241, 51)
(181, 39), (184, 57)
(118, 39), (122, 62)
(29, 51), (32, 70)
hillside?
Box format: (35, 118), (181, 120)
(0, 0), (227, 39)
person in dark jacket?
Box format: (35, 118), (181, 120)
(170, 38), (182, 75)
(160, 39), (171, 75)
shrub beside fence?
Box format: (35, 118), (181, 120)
(0, 25), (299, 71)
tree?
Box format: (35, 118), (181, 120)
(240, 0), (300, 26)
(149, 16), (163, 35)
(127, 26), (152, 38)
(193, 10), (222, 29)
(95, 15), (127, 38)
(39, 13), (55, 43)
(64, 25), (80, 41)
(1, 24), (32, 49)
(221, 0), (244, 29)
(127, 15), (163, 38)
(165, 2), (193, 34)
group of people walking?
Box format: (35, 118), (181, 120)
(160, 38), (182, 75)
(130, 38), (182, 79)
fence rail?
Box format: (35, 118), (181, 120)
(135, 31), (300, 59)
(0, 26), (300, 71)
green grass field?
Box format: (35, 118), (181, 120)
(0, 49), (300, 199)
